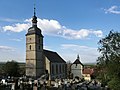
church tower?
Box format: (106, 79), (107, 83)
(26, 7), (44, 78)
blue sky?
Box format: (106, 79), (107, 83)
(0, 0), (120, 63)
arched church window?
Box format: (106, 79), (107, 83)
(29, 45), (31, 50)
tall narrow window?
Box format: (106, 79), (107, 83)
(39, 39), (40, 43)
(29, 38), (31, 42)
(52, 65), (54, 74)
(75, 64), (77, 68)
(59, 65), (61, 73)
(39, 46), (40, 50)
(62, 64), (64, 73)
(56, 64), (58, 74)
(29, 45), (31, 50)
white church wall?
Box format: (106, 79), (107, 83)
(71, 64), (83, 78)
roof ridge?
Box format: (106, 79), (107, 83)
(73, 58), (83, 66)
(44, 49), (56, 53)
(43, 49), (66, 63)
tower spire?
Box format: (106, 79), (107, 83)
(34, 3), (36, 16)
(32, 3), (37, 26)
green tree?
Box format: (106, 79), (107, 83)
(108, 77), (120, 90)
(3, 60), (20, 77)
(97, 31), (120, 89)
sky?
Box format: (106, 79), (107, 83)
(0, 0), (120, 63)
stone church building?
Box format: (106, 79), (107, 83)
(25, 9), (66, 80)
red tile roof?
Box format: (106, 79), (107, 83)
(83, 68), (94, 75)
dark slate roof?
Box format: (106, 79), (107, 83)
(26, 12), (43, 37)
(26, 26), (43, 37)
(43, 50), (66, 63)
(73, 56), (83, 66)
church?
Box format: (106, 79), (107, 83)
(25, 8), (66, 80)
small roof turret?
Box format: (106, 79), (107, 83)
(26, 5), (43, 37)
(73, 54), (83, 66)
(32, 6), (37, 26)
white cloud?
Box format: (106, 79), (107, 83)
(9, 38), (23, 42)
(0, 18), (22, 22)
(60, 44), (99, 63)
(3, 23), (30, 32)
(0, 26), (2, 32)
(104, 5), (120, 14)
(2, 18), (103, 39)
(92, 30), (103, 37)
(61, 29), (103, 39)
(25, 18), (64, 35)
(0, 46), (15, 51)
(61, 44), (98, 55)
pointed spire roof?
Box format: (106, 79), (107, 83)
(34, 4), (36, 16)
(32, 4), (37, 26)
(73, 54), (83, 66)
